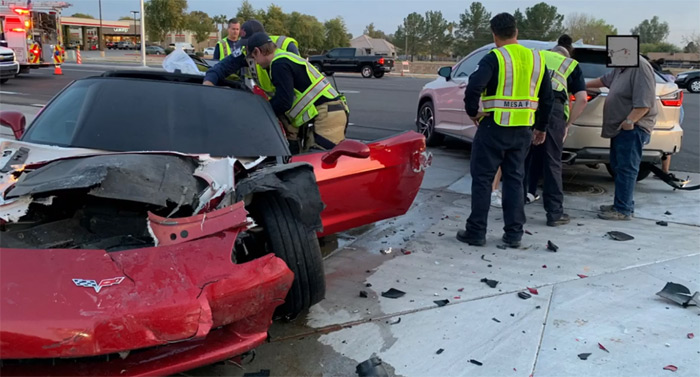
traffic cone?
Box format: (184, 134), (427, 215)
(54, 65), (63, 75)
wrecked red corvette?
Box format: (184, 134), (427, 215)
(0, 71), (430, 376)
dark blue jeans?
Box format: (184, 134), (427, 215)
(609, 126), (651, 216)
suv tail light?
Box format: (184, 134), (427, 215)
(378, 57), (385, 65)
(660, 90), (683, 107)
(570, 93), (596, 102)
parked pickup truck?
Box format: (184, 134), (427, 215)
(308, 48), (394, 78)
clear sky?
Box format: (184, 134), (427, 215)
(63, 0), (698, 46)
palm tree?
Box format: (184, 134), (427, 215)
(213, 15), (228, 36)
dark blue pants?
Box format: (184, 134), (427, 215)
(610, 126), (650, 216)
(466, 122), (532, 242)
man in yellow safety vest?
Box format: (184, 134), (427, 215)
(213, 18), (240, 61)
(457, 12), (554, 248)
(243, 32), (348, 154)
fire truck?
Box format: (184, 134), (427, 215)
(0, 1), (70, 74)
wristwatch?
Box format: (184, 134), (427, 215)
(624, 119), (634, 125)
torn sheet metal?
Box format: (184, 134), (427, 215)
(147, 201), (249, 247)
(656, 282), (700, 307)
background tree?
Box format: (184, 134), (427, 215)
(324, 17), (350, 50)
(422, 10), (453, 61)
(285, 12), (325, 54)
(640, 42), (680, 54)
(565, 13), (617, 44)
(393, 12), (425, 61)
(514, 2), (565, 40)
(682, 33), (700, 53)
(454, 2), (491, 57)
(71, 13), (94, 19)
(631, 16), (670, 44)
(212, 14), (227, 38)
(186, 11), (214, 44)
(262, 4), (288, 35)
(236, 0), (256, 21)
(145, 0), (188, 43)
(364, 23), (388, 39)
(119, 16), (135, 21)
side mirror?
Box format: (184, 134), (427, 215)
(0, 111), (26, 140)
(321, 139), (371, 165)
(438, 66), (452, 80)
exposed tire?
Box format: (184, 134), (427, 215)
(373, 71), (385, 78)
(361, 65), (373, 78)
(688, 78), (700, 93)
(252, 193), (325, 317)
(605, 162), (652, 181)
(417, 101), (444, 147)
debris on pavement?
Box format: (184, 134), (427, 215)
(438, 232), (445, 237)
(359, 291), (368, 298)
(656, 282), (700, 307)
(400, 248), (412, 255)
(454, 296), (461, 299)
(469, 359), (483, 366)
(481, 278), (499, 288)
(542, 265), (547, 268)
(458, 288), (464, 292)
(387, 318), (401, 325)
(366, 283), (372, 287)
(481, 255), (492, 262)
(380, 247), (393, 255)
(356, 356), (389, 377)
(381, 288), (406, 299)
(536, 305), (541, 309)
(665, 211), (673, 215)
(243, 370), (270, 377)
(434, 299), (449, 307)
(663, 365), (678, 372)
(518, 292), (532, 300)
(492, 317), (501, 323)
(598, 343), (610, 353)
(436, 348), (444, 355)
(607, 231), (634, 241)
(525, 230), (533, 235)
(497, 245), (507, 250)
(688, 333), (695, 339)
(547, 240), (559, 252)
(656, 221), (669, 226)
(527, 287), (539, 295)
(578, 353), (592, 360)
(577, 274), (588, 278)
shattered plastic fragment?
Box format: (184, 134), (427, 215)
(387, 318), (401, 325)
(380, 247), (393, 255)
(359, 291), (368, 298)
(663, 365), (678, 372)
(481, 255), (492, 262)
(400, 248), (412, 255)
(577, 274), (588, 278)
(356, 357), (389, 377)
(578, 353), (591, 360)
(542, 265), (547, 268)
(492, 317), (501, 323)
(366, 283), (372, 287)
(458, 288), (464, 292)
(525, 230), (533, 235)
(469, 359), (483, 366)
(598, 343), (609, 353)
(434, 299), (449, 307)
(454, 296), (461, 300)
(665, 211), (672, 215)
(607, 231), (634, 241)
(688, 333), (695, 339)
(497, 245), (507, 250)
(436, 348), (444, 355)
(381, 288), (406, 299)
(481, 278), (499, 288)
(547, 240), (559, 252)
(518, 292), (531, 300)
(527, 287), (539, 295)
(657, 221), (669, 226)
(656, 282), (700, 307)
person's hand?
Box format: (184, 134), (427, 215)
(532, 129), (546, 145)
(469, 111), (490, 126)
(620, 119), (634, 131)
(203, 80), (215, 86)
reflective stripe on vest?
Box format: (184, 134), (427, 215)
(482, 44), (546, 127)
(255, 35), (300, 95)
(270, 50), (340, 127)
(217, 38), (232, 59)
(541, 50), (577, 93)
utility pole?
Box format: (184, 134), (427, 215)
(98, 0), (104, 57)
(131, 10), (139, 45)
(405, 33), (408, 62)
(140, 0), (146, 66)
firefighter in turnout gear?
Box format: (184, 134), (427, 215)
(457, 12), (554, 248)
(244, 32), (348, 154)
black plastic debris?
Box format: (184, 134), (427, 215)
(387, 317), (401, 325)
(492, 317), (501, 323)
(535, 305), (541, 309)
(656, 282), (700, 307)
(356, 356), (389, 377)
(497, 245), (507, 250)
(481, 254), (492, 262)
(481, 278), (499, 288)
(510, 313), (515, 317)
(665, 211), (672, 215)
(243, 370), (270, 377)
(434, 299), (449, 307)
(518, 292), (532, 300)
(359, 291), (368, 298)
(366, 283), (373, 287)
(578, 353), (591, 360)
(607, 231), (634, 241)
(436, 348), (444, 355)
(525, 230), (533, 235)
(381, 288), (406, 299)
(469, 359), (483, 366)
(547, 240), (559, 252)
(657, 221), (669, 226)
(438, 232), (445, 237)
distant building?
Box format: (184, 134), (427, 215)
(350, 35), (396, 57)
(647, 52), (700, 69)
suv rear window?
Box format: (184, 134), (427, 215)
(574, 48), (666, 83)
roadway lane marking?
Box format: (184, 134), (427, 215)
(0, 91), (28, 95)
(342, 90), (360, 94)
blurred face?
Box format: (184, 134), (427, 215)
(228, 23), (240, 41)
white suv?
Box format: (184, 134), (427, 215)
(0, 45), (20, 84)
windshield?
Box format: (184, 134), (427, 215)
(22, 77), (290, 157)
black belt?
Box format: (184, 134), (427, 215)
(327, 103), (345, 112)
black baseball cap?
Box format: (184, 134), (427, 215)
(235, 19), (266, 50)
(246, 32), (273, 52)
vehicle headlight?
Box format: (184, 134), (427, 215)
(677, 74), (687, 79)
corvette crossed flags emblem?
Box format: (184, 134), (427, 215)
(72, 277), (125, 293)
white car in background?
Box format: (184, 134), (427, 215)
(0, 46), (20, 84)
(203, 47), (215, 56)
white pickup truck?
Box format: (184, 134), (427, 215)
(0, 45), (20, 84)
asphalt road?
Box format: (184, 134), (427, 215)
(1, 64), (698, 172)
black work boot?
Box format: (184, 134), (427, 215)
(456, 230), (485, 246)
(547, 213), (571, 227)
(501, 235), (521, 248)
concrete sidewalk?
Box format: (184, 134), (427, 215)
(187, 149), (700, 377)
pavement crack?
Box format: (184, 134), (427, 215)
(530, 286), (555, 376)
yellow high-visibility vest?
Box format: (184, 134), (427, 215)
(482, 44), (546, 127)
(269, 49), (341, 127)
(243, 35), (299, 95)
(542, 50), (578, 120)
(216, 37), (233, 60)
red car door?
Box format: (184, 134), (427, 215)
(291, 131), (431, 237)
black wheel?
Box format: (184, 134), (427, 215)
(252, 193), (325, 317)
(373, 71), (385, 78)
(605, 162), (652, 181)
(688, 78), (700, 93)
(312, 63), (323, 73)
(0, 79), (8, 84)
(417, 101), (444, 147)
(360, 65), (373, 78)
